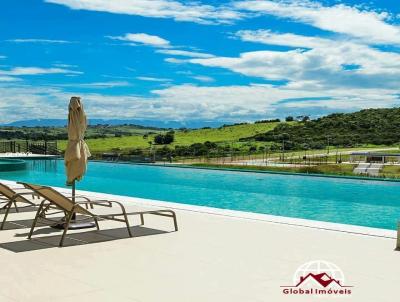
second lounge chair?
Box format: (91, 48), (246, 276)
(21, 183), (178, 247)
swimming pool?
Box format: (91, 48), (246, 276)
(0, 159), (399, 230)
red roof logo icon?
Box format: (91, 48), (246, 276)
(295, 272), (351, 288)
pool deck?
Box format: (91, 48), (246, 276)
(0, 179), (399, 302)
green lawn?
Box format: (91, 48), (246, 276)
(381, 165), (400, 178)
(58, 135), (153, 152)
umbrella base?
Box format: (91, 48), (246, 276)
(51, 221), (96, 230)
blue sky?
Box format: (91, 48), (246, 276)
(1, 0), (400, 125)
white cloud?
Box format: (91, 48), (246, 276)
(53, 63), (79, 68)
(235, 0), (400, 45)
(0, 67), (83, 76)
(45, 0), (242, 24)
(148, 84), (400, 120)
(7, 38), (72, 44)
(190, 50), (301, 81)
(165, 57), (187, 64)
(0, 86), (67, 124)
(188, 42), (400, 90)
(58, 81), (131, 88)
(156, 49), (214, 58)
(191, 75), (215, 82)
(235, 29), (333, 48)
(109, 33), (218, 65)
(107, 33), (170, 47)
(176, 70), (193, 75)
(0, 76), (21, 82)
(0, 82), (398, 124)
(229, 28), (400, 91)
(136, 76), (171, 82)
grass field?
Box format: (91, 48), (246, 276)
(58, 122), (280, 153)
(61, 136), (153, 152)
(173, 122), (279, 145)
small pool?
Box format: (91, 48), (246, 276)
(0, 159), (399, 230)
(0, 159), (27, 172)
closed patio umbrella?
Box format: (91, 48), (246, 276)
(62, 96), (93, 228)
(65, 96), (91, 187)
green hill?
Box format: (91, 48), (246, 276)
(5, 108), (400, 156)
(246, 108), (400, 150)
(57, 121), (281, 153)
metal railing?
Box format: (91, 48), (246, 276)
(0, 140), (59, 155)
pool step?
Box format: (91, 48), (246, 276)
(353, 163), (383, 176)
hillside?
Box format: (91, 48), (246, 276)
(5, 107), (400, 155)
(57, 121), (281, 153)
(246, 108), (400, 150)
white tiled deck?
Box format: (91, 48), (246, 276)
(0, 180), (399, 302)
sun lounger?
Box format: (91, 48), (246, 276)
(0, 183), (38, 230)
(0, 182), (95, 230)
(21, 183), (178, 247)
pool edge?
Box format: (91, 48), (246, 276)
(1, 179), (395, 240)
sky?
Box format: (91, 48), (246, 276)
(0, 0), (400, 125)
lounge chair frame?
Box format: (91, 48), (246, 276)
(22, 183), (178, 247)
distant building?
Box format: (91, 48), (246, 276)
(350, 152), (400, 164)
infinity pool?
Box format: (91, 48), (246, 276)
(0, 159), (399, 230)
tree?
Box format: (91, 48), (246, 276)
(153, 131), (175, 145)
(248, 108), (400, 151)
(164, 131), (175, 144)
(285, 116), (294, 122)
(154, 134), (164, 144)
(204, 141), (217, 149)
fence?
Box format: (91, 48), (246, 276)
(98, 149), (344, 166)
(0, 140), (59, 155)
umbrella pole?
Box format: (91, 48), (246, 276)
(67, 180), (95, 229)
(72, 180), (76, 221)
(52, 179), (95, 230)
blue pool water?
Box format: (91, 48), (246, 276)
(0, 159), (399, 230)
